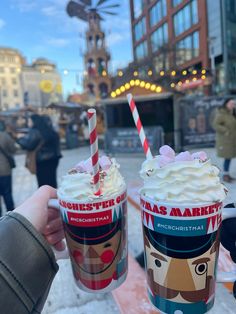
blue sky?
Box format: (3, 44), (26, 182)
(0, 0), (133, 98)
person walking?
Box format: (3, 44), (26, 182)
(0, 120), (16, 213)
(212, 98), (236, 183)
(17, 114), (62, 188)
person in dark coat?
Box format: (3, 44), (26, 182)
(0, 120), (16, 213)
(17, 114), (62, 188)
(0, 185), (63, 314)
(212, 98), (236, 182)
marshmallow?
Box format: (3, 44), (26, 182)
(192, 151), (208, 161)
(159, 145), (175, 158)
(175, 151), (193, 162)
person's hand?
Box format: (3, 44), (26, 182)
(14, 185), (65, 251)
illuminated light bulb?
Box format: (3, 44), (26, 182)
(170, 83), (175, 88)
(156, 86), (162, 93)
(135, 79), (140, 86)
(182, 70), (187, 75)
(140, 81), (145, 87)
(133, 71), (138, 77)
(171, 70), (176, 76)
(160, 70), (165, 76)
(185, 79), (190, 84)
(151, 84), (156, 91)
(120, 86), (125, 92)
(16, 68), (21, 73)
(102, 70), (107, 76)
(148, 70), (153, 76)
(178, 81), (182, 86)
(201, 75), (206, 80)
(193, 77), (197, 81)
(111, 92), (116, 98)
(201, 69), (206, 74)
(63, 70), (68, 75)
(130, 80), (135, 86)
(125, 83), (130, 89)
(145, 83), (151, 89)
(118, 71), (123, 77)
(116, 89), (121, 95)
(192, 70), (197, 75)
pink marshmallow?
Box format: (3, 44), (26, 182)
(192, 151), (208, 161)
(75, 161), (87, 172)
(83, 158), (93, 173)
(175, 151), (193, 162)
(159, 145), (175, 158)
(99, 156), (112, 170)
(158, 155), (174, 168)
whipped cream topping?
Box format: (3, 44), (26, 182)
(58, 157), (126, 200)
(140, 146), (227, 203)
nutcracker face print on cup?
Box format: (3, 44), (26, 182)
(57, 156), (128, 293)
(139, 145), (232, 314)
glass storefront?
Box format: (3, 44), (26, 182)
(172, 0), (183, 7)
(173, 0), (198, 36)
(134, 17), (146, 42)
(149, 0), (167, 27)
(175, 31), (199, 65)
(151, 23), (168, 52)
(133, 0), (145, 19)
(135, 41), (148, 60)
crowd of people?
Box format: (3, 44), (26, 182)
(0, 114), (62, 215)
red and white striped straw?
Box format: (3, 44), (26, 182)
(87, 109), (101, 196)
(127, 93), (153, 160)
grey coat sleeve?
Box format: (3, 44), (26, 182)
(0, 212), (59, 314)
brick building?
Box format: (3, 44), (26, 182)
(129, 0), (209, 93)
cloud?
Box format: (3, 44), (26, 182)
(0, 19), (6, 30)
(11, 0), (37, 12)
(46, 37), (71, 47)
(107, 33), (125, 46)
(41, 6), (60, 17)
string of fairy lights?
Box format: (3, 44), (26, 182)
(13, 65), (209, 96)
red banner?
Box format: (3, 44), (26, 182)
(67, 210), (112, 227)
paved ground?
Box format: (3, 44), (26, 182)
(5, 147), (236, 313)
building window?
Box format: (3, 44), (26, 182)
(135, 41), (148, 60)
(175, 31), (199, 65)
(173, 0), (198, 36)
(151, 23), (168, 52)
(134, 17), (146, 42)
(13, 90), (18, 97)
(10, 67), (16, 73)
(0, 67), (4, 73)
(12, 78), (17, 85)
(150, 0), (167, 27)
(1, 78), (6, 85)
(2, 90), (7, 97)
(133, 0), (145, 19)
(172, 0), (182, 7)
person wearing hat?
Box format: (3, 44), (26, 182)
(0, 120), (16, 214)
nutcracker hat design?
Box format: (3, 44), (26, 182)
(65, 218), (124, 245)
(144, 225), (218, 259)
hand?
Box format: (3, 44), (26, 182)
(14, 185), (65, 251)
